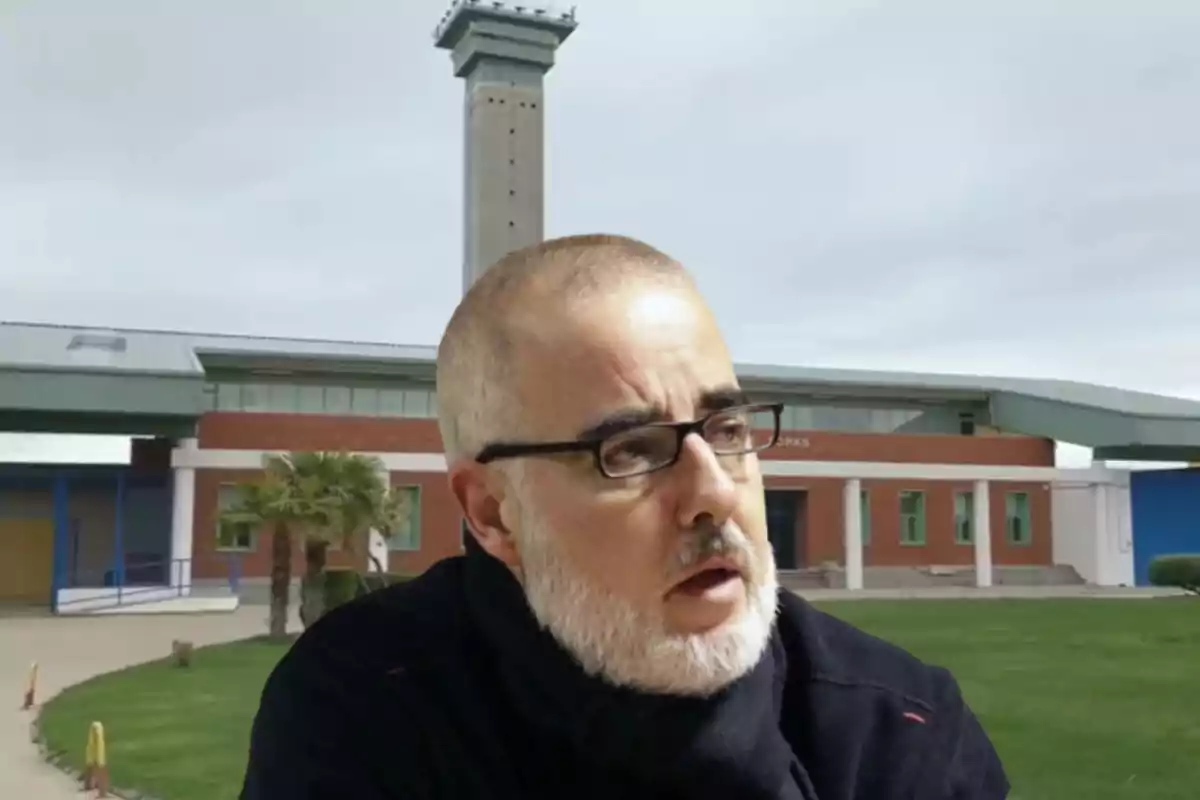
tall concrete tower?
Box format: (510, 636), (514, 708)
(434, 1), (578, 293)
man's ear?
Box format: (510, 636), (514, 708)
(448, 460), (521, 570)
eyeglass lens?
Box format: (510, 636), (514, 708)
(597, 406), (777, 478)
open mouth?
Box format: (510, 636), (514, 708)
(672, 566), (742, 596)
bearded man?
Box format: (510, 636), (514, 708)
(240, 235), (1009, 799)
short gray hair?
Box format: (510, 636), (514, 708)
(435, 233), (687, 462)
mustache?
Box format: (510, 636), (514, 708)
(673, 516), (755, 577)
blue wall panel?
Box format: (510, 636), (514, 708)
(0, 464), (172, 603)
(1130, 468), (1200, 586)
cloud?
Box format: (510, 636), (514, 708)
(0, 0), (1196, 403)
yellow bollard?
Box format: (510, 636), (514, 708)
(83, 721), (109, 797)
(21, 661), (37, 710)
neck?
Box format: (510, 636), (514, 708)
(464, 546), (800, 799)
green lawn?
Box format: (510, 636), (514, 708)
(38, 635), (292, 800)
(38, 599), (1200, 800)
(827, 599), (1200, 800)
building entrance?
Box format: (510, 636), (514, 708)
(765, 489), (807, 569)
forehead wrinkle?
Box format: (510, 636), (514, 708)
(504, 282), (734, 441)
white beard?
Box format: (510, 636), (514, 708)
(511, 500), (780, 697)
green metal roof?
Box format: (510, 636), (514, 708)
(0, 321), (435, 377)
(3, 321), (1200, 458)
(736, 361), (1200, 459)
(736, 361), (1200, 418)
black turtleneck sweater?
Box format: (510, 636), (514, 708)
(240, 547), (1009, 799)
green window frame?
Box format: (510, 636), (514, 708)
(215, 484), (257, 553)
(898, 491), (926, 546)
(386, 485), (422, 552)
(860, 489), (871, 545)
(954, 491), (974, 545)
(1005, 492), (1032, 546)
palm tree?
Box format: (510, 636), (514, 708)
(297, 452), (406, 627)
(219, 451), (403, 639)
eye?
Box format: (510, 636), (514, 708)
(602, 438), (657, 470)
(705, 412), (751, 448)
(599, 428), (675, 476)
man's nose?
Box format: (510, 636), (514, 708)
(672, 433), (739, 530)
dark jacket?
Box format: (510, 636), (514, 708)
(240, 550), (1009, 799)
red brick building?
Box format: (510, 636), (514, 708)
(4, 321), (1194, 610)
(189, 411), (1054, 579)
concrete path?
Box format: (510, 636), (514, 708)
(1, 607), (296, 800)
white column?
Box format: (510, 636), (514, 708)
(1092, 482), (1116, 586)
(170, 437), (197, 594)
(1088, 458), (1135, 588)
(843, 478), (863, 591)
(973, 479), (993, 588)
(1114, 483), (1135, 587)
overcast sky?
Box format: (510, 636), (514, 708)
(1, 0), (1198, 463)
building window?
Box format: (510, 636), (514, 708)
(240, 384), (271, 412)
(296, 385), (325, 413)
(871, 408), (924, 433)
(780, 405), (811, 431)
(208, 381), (439, 419)
(379, 389), (406, 416)
(1006, 492), (1032, 545)
(810, 406), (870, 432)
(386, 485), (422, 551)
(351, 387), (380, 415)
(772, 401), (984, 434)
(216, 485), (256, 552)
(860, 489), (870, 545)
(954, 491), (974, 544)
(324, 386), (352, 415)
(898, 491), (926, 546)
(267, 383), (298, 412)
(216, 383), (242, 411)
(402, 390), (431, 417)
(776, 403), (932, 434)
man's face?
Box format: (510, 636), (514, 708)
(498, 281), (779, 695)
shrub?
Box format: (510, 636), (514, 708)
(1148, 555), (1200, 594)
(322, 568), (363, 612)
(320, 570), (414, 612)
(361, 573), (414, 595)
(170, 640), (194, 668)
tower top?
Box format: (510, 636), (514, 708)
(434, 2), (578, 77)
(434, 1), (578, 48)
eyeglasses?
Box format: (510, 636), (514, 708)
(475, 403), (783, 479)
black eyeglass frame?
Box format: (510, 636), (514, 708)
(474, 402), (784, 479)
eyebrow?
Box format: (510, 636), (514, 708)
(575, 385), (751, 441)
(697, 386), (751, 413)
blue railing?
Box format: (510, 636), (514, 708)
(53, 555), (244, 613)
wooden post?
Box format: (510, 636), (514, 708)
(21, 661), (37, 710)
